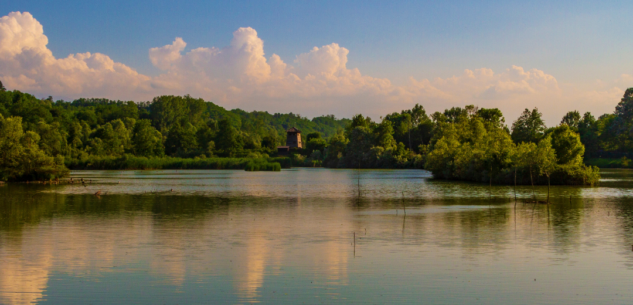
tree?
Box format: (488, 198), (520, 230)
(477, 108), (505, 129)
(261, 132), (279, 151)
(150, 95), (205, 134)
(483, 127), (514, 191)
(443, 107), (468, 123)
(561, 111), (581, 130)
(36, 121), (69, 157)
(132, 119), (164, 157)
(216, 119), (242, 157)
(577, 112), (599, 158)
(612, 88), (633, 151)
(535, 136), (557, 203)
(0, 80), (5, 92)
(324, 130), (348, 167)
(346, 114), (374, 137)
(196, 120), (218, 156)
(344, 126), (375, 167)
(90, 122), (124, 156)
(306, 137), (327, 156)
(306, 132), (322, 142)
(548, 125), (584, 165)
(615, 88), (633, 121)
(0, 116), (67, 181)
(519, 142), (539, 200)
(510, 142), (532, 201)
(511, 108), (546, 144)
(165, 123), (198, 156)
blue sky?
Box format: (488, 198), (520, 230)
(0, 0), (631, 123)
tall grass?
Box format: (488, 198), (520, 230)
(66, 155), (287, 171)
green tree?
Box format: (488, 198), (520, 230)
(165, 123), (198, 156)
(548, 125), (584, 165)
(131, 119), (164, 157)
(306, 136), (327, 156)
(196, 120), (218, 156)
(520, 142), (539, 200)
(578, 112), (599, 158)
(344, 126), (375, 167)
(615, 88), (633, 121)
(216, 119), (242, 157)
(324, 130), (349, 167)
(477, 108), (506, 129)
(483, 127), (514, 189)
(261, 132), (279, 152)
(511, 108), (546, 144)
(90, 123), (123, 156)
(306, 132), (321, 142)
(535, 136), (557, 202)
(561, 111), (581, 130)
(36, 121), (69, 157)
(0, 116), (67, 181)
(0, 80), (5, 92)
(510, 142), (532, 200)
(150, 95), (206, 134)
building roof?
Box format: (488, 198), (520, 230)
(286, 127), (301, 133)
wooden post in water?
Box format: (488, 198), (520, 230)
(353, 232), (356, 257)
(514, 167), (517, 207)
(402, 191), (406, 216)
(489, 165), (493, 200)
(357, 160), (361, 199)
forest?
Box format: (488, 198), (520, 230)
(1, 79), (632, 185)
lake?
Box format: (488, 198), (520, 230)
(1, 168), (633, 304)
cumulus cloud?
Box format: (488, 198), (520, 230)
(0, 11), (628, 125)
(0, 12), (151, 99)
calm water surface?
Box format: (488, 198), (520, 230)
(1, 168), (633, 304)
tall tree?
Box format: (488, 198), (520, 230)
(477, 108), (505, 129)
(561, 111), (581, 130)
(165, 123), (198, 156)
(131, 119), (164, 157)
(548, 125), (584, 165)
(511, 108), (546, 144)
(0, 116), (67, 181)
(535, 136), (557, 202)
(215, 119), (242, 157)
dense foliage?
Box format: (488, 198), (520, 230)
(424, 109), (599, 186)
(0, 89), (347, 180)
(4, 83), (633, 185)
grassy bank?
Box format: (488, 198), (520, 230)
(66, 155), (289, 171)
(585, 158), (632, 169)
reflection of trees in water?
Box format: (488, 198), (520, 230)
(6, 179), (633, 304)
(605, 197), (633, 269)
(0, 188), (353, 304)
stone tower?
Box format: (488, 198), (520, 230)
(285, 127), (302, 148)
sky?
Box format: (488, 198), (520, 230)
(0, 0), (632, 125)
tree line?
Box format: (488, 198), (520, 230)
(0, 80), (631, 184)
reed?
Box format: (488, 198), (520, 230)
(66, 155), (286, 171)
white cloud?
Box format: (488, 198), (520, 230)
(0, 11), (628, 125)
(0, 12), (151, 100)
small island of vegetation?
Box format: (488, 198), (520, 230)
(1, 79), (633, 185)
